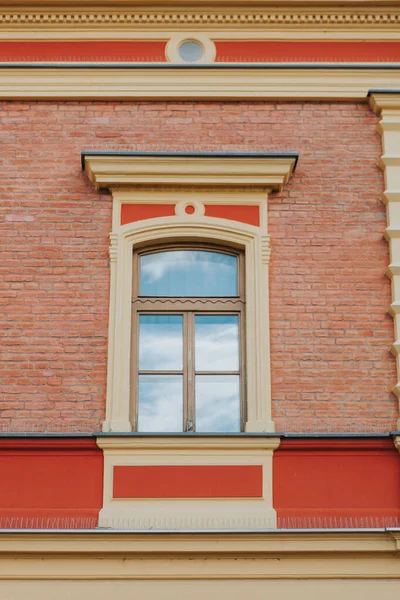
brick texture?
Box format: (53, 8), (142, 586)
(0, 101), (396, 432)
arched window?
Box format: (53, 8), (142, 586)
(131, 245), (245, 433)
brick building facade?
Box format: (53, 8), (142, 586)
(3, 101), (397, 432)
(2, 1), (400, 598)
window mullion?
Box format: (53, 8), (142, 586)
(186, 312), (195, 432)
(130, 301), (139, 431)
(182, 312), (188, 433)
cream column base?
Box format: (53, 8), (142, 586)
(102, 420), (132, 433)
(98, 506), (277, 531)
(245, 420), (275, 433)
(97, 436), (280, 531)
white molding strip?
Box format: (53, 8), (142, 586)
(1, 66), (400, 100)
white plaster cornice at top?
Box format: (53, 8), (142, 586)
(3, 1), (400, 7)
(3, 1), (400, 5)
(0, 1), (400, 36)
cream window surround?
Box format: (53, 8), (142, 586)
(82, 152), (297, 433)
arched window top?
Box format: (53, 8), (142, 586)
(139, 248), (239, 297)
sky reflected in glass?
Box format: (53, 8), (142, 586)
(195, 315), (239, 372)
(138, 374), (183, 432)
(195, 375), (240, 432)
(140, 250), (237, 297)
(178, 41), (204, 63)
(139, 315), (183, 371)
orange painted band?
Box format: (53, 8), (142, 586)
(0, 41), (167, 63)
(121, 203), (176, 224)
(216, 41), (400, 63)
(0, 41), (399, 63)
(205, 205), (260, 226)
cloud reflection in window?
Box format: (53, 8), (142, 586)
(196, 375), (240, 432)
(139, 315), (183, 371)
(138, 374), (183, 432)
(140, 250), (238, 297)
(195, 315), (239, 371)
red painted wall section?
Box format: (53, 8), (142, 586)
(0, 438), (103, 528)
(216, 41), (400, 63)
(0, 41), (167, 62)
(0, 41), (399, 63)
(121, 204), (260, 226)
(274, 439), (400, 528)
(204, 205), (260, 226)
(113, 465), (263, 498)
(121, 203), (175, 225)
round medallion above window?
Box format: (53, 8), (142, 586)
(166, 34), (216, 64)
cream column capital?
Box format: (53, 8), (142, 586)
(369, 92), (400, 116)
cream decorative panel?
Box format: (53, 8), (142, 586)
(97, 436), (279, 530)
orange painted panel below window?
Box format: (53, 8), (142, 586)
(216, 41), (400, 63)
(113, 465), (263, 498)
(205, 205), (260, 226)
(0, 439), (103, 528)
(121, 203), (176, 225)
(273, 439), (400, 528)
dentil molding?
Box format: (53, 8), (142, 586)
(1, 2), (400, 32)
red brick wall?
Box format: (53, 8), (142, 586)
(0, 101), (396, 432)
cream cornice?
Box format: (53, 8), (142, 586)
(83, 153), (297, 192)
(1, 0), (400, 41)
(3, 67), (400, 101)
(1, 6), (400, 33)
(369, 92), (400, 114)
(1, 531), (400, 582)
(2, 529), (400, 587)
(96, 436), (281, 452)
(0, 531), (396, 556)
(3, 2), (399, 6)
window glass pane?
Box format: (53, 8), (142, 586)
(139, 315), (183, 371)
(140, 250), (238, 297)
(195, 315), (239, 372)
(195, 375), (240, 432)
(138, 375), (183, 432)
(178, 41), (204, 63)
